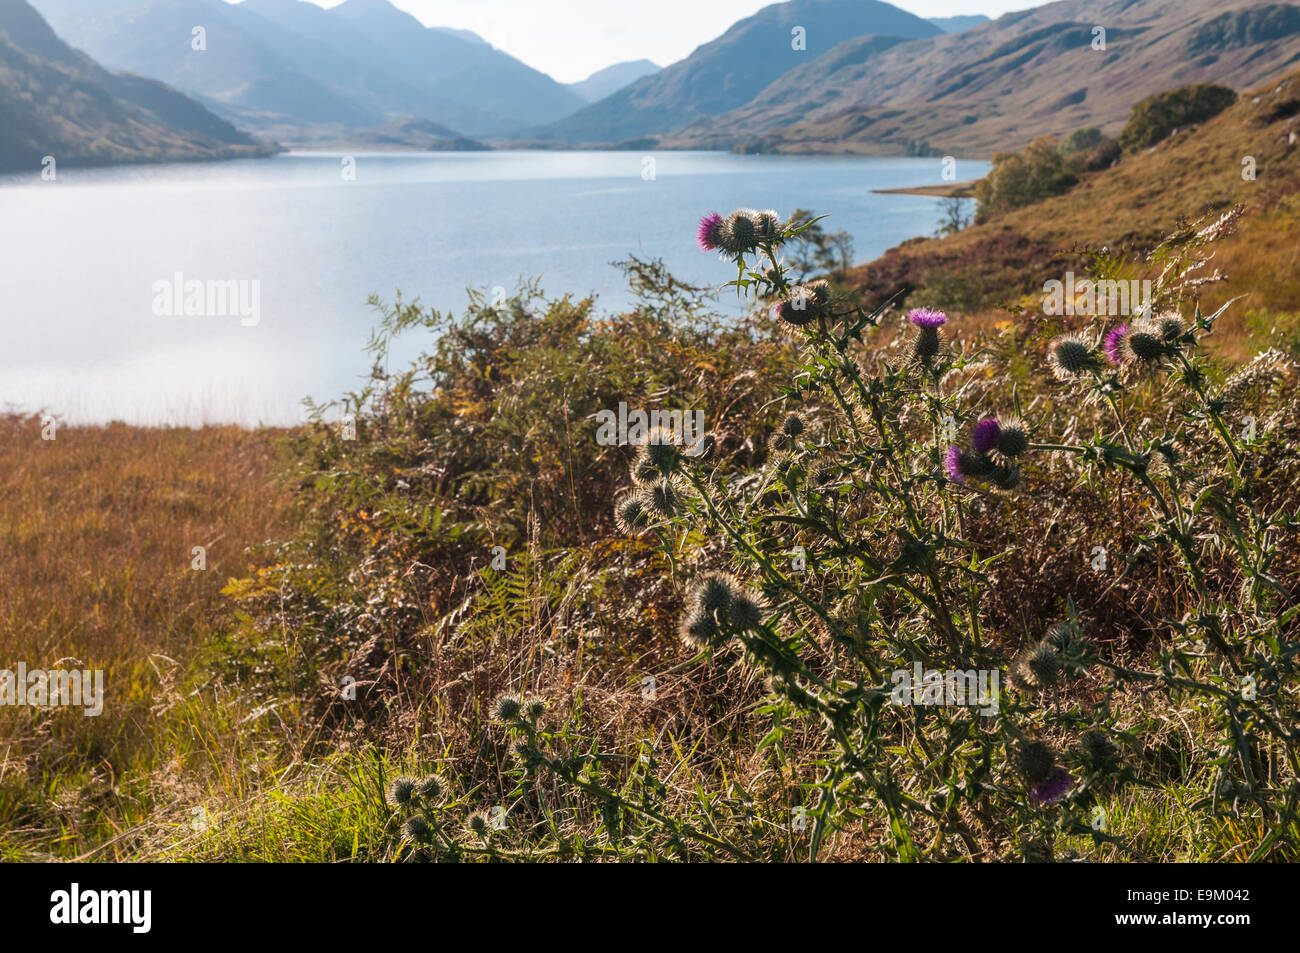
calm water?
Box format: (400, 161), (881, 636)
(0, 151), (985, 426)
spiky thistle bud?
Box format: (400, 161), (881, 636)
(679, 608), (724, 648)
(693, 573), (737, 613)
(614, 493), (651, 533)
(492, 693), (522, 722)
(523, 695), (547, 721)
(1157, 313), (1186, 343)
(727, 590), (764, 632)
(644, 478), (680, 517)
(1080, 730), (1116, 768)
(386, 776), (417, 807)
(1016, 741), (1056, 785)
(1124, 325), (1164, 362)
(415, 775), (444, 801)
(752, 209), (782, 243)
(720, 209), (759, 256)
(1049, 334), (1100, 378)
(402, 815), (430, 841)
(996, 417), (1030, 458)
(466, 810), (491, 835)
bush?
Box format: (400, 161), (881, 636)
(975, 136), (1079, 218)
(1119, 83), (1237, 152)
(1059, 126), (1104, 155)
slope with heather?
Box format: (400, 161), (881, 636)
(667, 0), (1300, 155)
(847, 68), (1300, 356)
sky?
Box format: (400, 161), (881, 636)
(262, 1), (1051, 84)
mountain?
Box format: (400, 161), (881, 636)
(667, 0), (1300, 155)
(848, 64), (1300, 343)
(529, 0), (942, 144)
(927, 15), (990, 33)
(567, 59), (661, 102)
(29, 0), (587, 137)
(0, 0), (268, 172)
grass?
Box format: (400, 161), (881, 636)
(0, 415), (293, 859)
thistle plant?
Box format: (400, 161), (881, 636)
(596, 206), (1299, 861)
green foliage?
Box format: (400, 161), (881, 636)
(1119, 83), (1237, 153)
(975, 136), (1079, 218)
(1059, 126), (1104, 155)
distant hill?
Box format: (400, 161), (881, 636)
(29, 0), (588, 138)
(0, 0), (269, 173)
(667, 0), (1300, 155)
(927, 15), (990, 33)
(567, 59), (661, 102)
(529, 0), (942, 144)
(847, 66), (1300, 349)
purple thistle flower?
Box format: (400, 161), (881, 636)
(972, 417), (1001, 455)
(908, 308), (947, 328)
(697, 212), (724, 251)
(1104, 323), (1130, 365)
(944, 445), (966, 485)
(1031, 769), (1074, 804)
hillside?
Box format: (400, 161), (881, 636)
(30, 0), (587, 138)
(667, 0), (1300, 155)
(0, 0), (269, 172)
(567, 59), (661, 102)
(848, 67), (1300, 357)
(529, 0), (941, 144)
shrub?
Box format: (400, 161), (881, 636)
(975, 136), (1079, 218)
(1059, 126), (1104, 155)
(1119, 83), (1237, 152)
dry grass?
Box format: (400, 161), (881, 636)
(0, 414), (293, 855)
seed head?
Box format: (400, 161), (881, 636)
(614, 493), (651, 533)
(386, 776), (417, 808)
(466, 810), (491, 835)
(492, 693), (522, 722)
(1016, 741), (1056, 785)
(402, 815), (430, 841)
(780, 413), (805, 437)
(679, 609), (724, 648)
(996, 417), (1030, 458)
(752, 209), (782, 242)
(1124, 326), (1164, 362)
(720, 209), (759, 256)
(523, 695), (547, 721)
(415, 775), (444, 801)
(1049, 335), (1099, 378)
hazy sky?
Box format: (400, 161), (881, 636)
(258, 1), (1050, 84)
